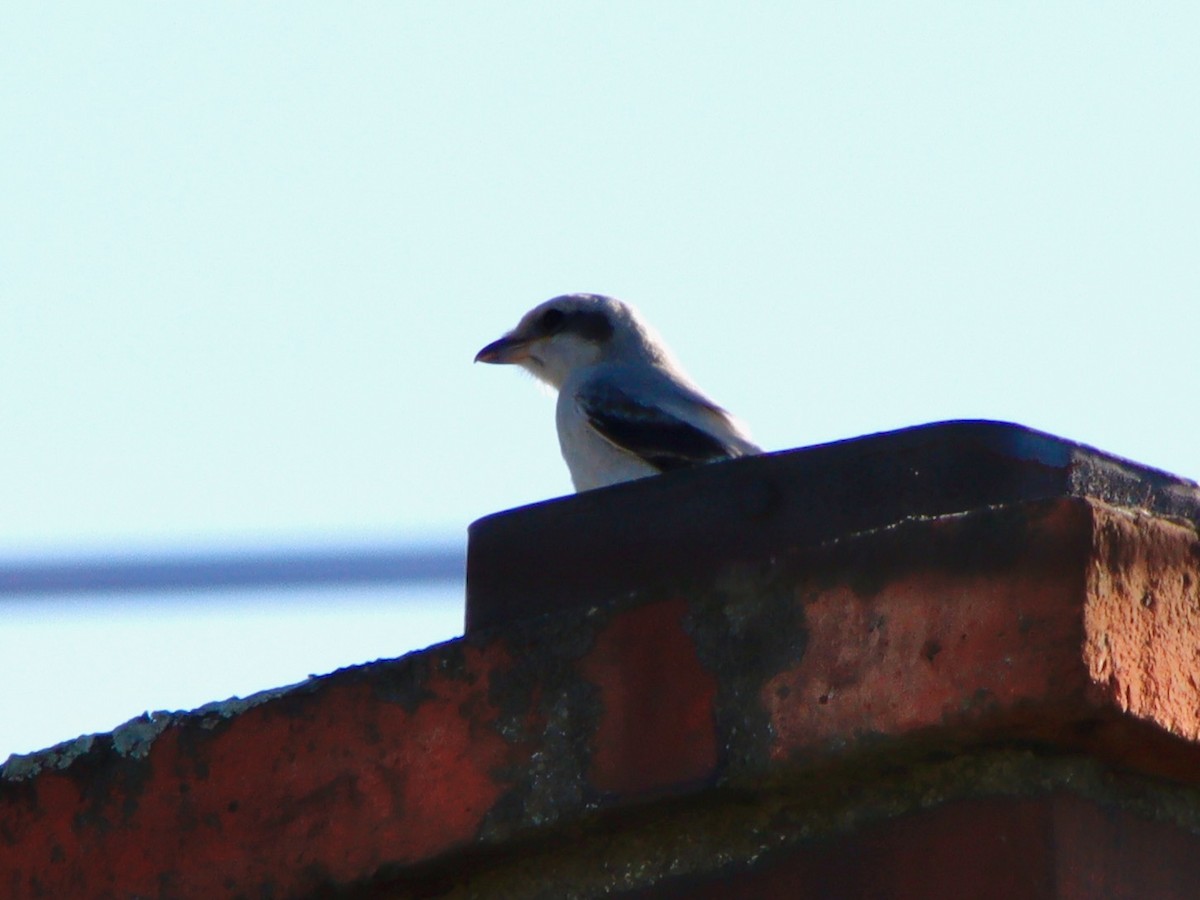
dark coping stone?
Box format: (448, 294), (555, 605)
(465, 420), (1200, 632)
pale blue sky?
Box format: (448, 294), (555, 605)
(3, 4), (1199, 756)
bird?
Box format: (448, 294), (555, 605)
(475, 293), (761, 492)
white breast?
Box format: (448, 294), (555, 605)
(555, 388), (659, 491)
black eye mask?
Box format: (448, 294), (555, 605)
(537, 308), (613, 342)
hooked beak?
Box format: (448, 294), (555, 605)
(474, 334), (531, 365)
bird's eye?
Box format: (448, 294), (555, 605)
(539, 308), (565, 333)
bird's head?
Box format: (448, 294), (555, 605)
(475, 293), (662, 389)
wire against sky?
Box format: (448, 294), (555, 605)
(0, 543), (466, 597)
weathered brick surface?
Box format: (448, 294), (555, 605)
(3, 426), (1200, 899)
(579, 598), (719, 797)
(623, 794), (1200, 900)
(2, 642), (519, 898)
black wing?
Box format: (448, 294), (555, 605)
(576, 380), (736, 472)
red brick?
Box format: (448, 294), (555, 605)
(4, 496), (1200, 898)
(580, 598), (718, 796)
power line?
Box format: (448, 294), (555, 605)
(0, 545), (465, 596)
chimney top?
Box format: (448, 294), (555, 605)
(467, 419), (1200, 632)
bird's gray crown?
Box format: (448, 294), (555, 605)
(533, 295), (615, 343)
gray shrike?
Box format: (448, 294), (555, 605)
(475, 293), (761, 492)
